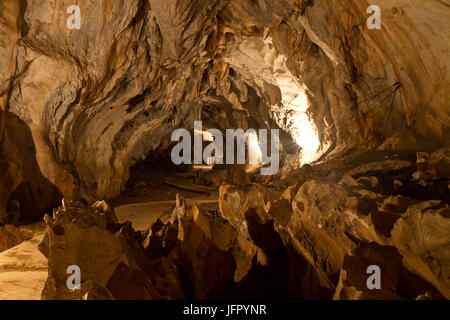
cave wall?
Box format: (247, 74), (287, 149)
(0, 0), (449, 214)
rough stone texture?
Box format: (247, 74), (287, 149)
(0, 224), (22, 253)
(1, 0), (449, 213)
(143, 196), (263, 299)
(0, 221), (45, 253)
(333, 241), (445, 300)
(391, 201), (450, 298)
(39, 150), (450, 300)
(219, 150), (450, 299)
(40, 194), (327, 300)
(39, 200), (184, 300)
(0, 0), (449, 301)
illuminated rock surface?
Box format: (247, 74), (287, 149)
(0, 0), (449, 300)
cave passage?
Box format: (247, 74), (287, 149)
(0, 0), (449, 302)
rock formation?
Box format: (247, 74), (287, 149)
(0, 222), (45, 253)
(39, 200), (184, 300)
(0, 0), (449, 300)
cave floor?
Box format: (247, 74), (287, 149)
(115, 197), (218, 231)
(114, 169), (220, 231)
(0, 234), (47, 300)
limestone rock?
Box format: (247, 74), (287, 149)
(0, 0), (448, 205)
(412, 148), (450, 181)
(218, 158), (450, 299)
(333, 242), (445, 300)
(39, 200), (184, 300)
(0, 0), (448, 301)
(391, 201), (450, 298)
(0, 224), (23, 253)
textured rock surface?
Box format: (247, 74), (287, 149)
(333, 241), (445, 300)
(0, 222), (45, 253)
(1, 0), (449, 210)
(39, 200), (184, 300)
(39, 151), (450, 300)
(219, 149), (450, 299)
(0, 0), (449, 301)
(37, 147), (450, 300)
(391, 201), (450, 298)
(0, 224), (22, 253)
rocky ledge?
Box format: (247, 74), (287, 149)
(38, 148), (449, 300)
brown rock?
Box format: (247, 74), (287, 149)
(0, 224), (23, 253)
(334, 242), (445, 300)
(39, 200), (184, 300)
(391, 201), (450, 299)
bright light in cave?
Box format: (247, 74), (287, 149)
(197, 128), (263, 166)
(273, 55), (321, 165)
(225, 37), (321, 166)
(247, 130), (263, 164)
(290, 111), (321, 163)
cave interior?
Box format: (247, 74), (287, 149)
(0, 0), (449, 301)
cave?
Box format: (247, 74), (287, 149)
(0, 0), (449, 303)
